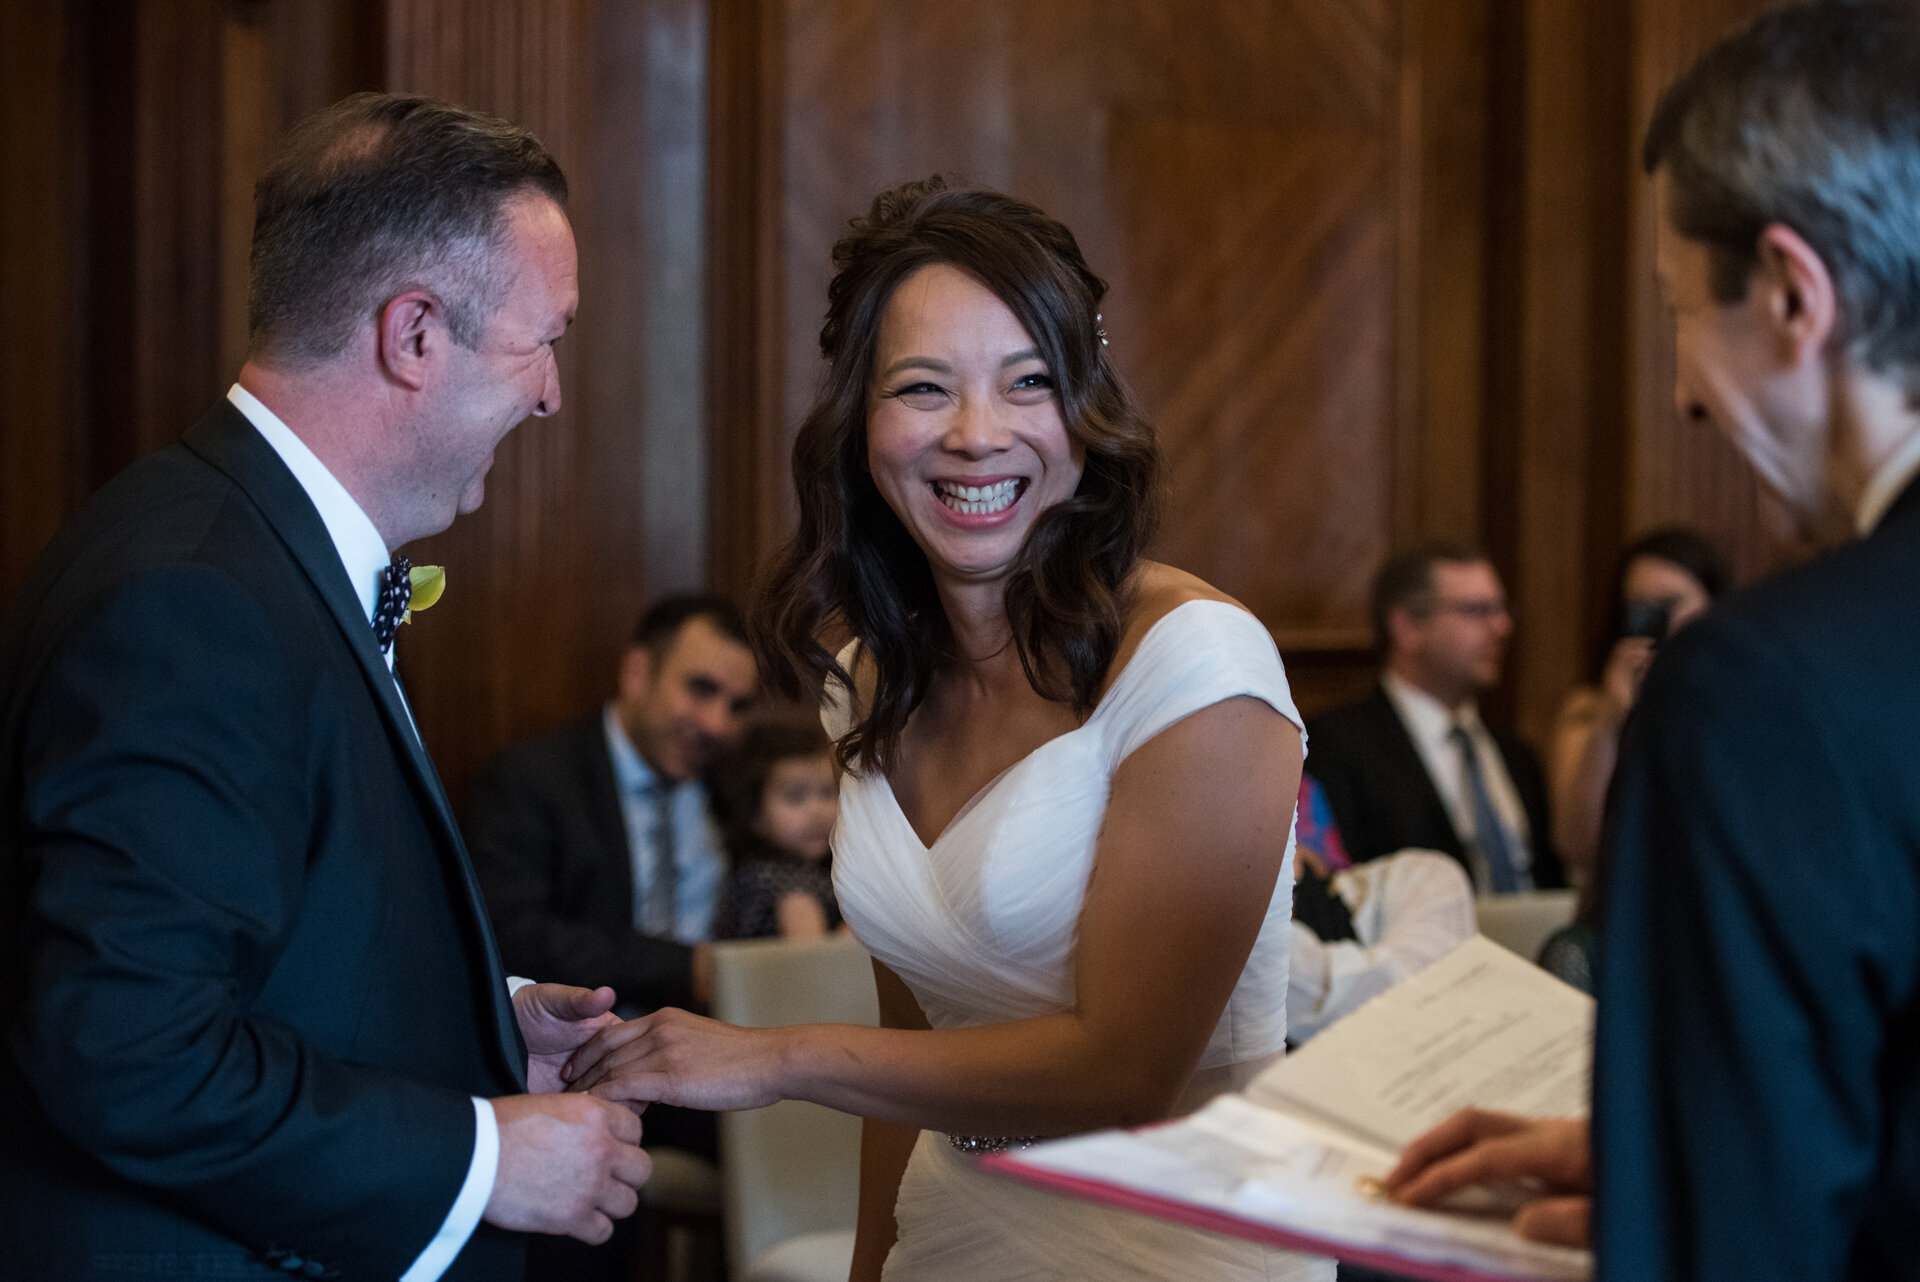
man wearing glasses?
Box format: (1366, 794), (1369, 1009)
(1306, 541), (1565, 894)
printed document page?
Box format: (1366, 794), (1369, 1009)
(1246, 936), (1592, 1152)
(984, 936), (1596, 1281)
(1004, 1094), (1591, 1281)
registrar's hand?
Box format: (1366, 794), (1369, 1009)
(484, 1093), (651, 1243)
(515, 982), (621, 1093)
(561, 1007), (791, 1112)
(1383, 1109), (1592, 1248)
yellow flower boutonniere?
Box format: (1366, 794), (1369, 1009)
(403, 564), (445, 626)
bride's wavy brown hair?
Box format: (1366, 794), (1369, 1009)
(752, 177), (1161, 772)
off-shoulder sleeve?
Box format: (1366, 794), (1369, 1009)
(1091, 599), (1305, 769)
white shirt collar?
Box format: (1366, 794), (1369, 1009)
(1382, 669), (1478, 750)
(227, 383), (395, 648)
(1856, 429), (1920, 535)
(602, 702), (668, 796)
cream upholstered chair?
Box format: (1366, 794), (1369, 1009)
(1473, 890), (1579, 963)
(710, 934), (877, 1282)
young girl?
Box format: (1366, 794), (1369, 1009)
(713, 719), (842, 940)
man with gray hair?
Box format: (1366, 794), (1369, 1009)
(1385, 6), (1920, 1278)
(0, 94), (648, 1280)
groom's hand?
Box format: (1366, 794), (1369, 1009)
(484, 1094), (651, 1243)
(515, 982), (621, 1093)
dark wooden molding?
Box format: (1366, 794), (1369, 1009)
(705, 0), (787, 604)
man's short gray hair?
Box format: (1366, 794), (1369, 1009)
(1644, 1), (1920, 394)
(247, 93), (567, 367)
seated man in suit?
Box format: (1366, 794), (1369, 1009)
(1307, 542), (1564, 892)
(467, 594), (757, 1279)
(468, 593), (759, 1019)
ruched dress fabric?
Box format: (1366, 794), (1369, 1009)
(824, 600), (1334, 1281)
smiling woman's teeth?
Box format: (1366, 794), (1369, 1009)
(936, 479), (1019, 516)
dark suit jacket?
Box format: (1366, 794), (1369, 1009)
(1594, 480), (1920, 1281)
(465, 714), (696, 1013)
(0, 402), (527, 1281)
(1305, 684), (1564, 890)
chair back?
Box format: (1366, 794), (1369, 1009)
(711, 934), (878, 1277)
(1473, 890), (1579, 962)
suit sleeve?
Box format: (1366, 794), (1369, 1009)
(1303, 718), (1378, 864)
(13, 564), (477, 1279)
(1593, 614), (1906, 1281)
(465, 750), (695, 1011)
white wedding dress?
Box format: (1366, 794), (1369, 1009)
(826, 600), (1334, 1281)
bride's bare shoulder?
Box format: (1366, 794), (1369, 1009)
(1123, 562), (1246, 637)
(1101, 563), (1251, 682)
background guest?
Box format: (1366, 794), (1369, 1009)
(467, 593), (759, 1014)
(1546, 526), (1727, 889)
(465, 592), (757, 1280)
(1308, 543), (1564, 894)
(713, 718), (844, 941)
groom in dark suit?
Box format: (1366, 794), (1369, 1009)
(0, 95), (649, 1280)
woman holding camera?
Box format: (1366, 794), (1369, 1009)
(1541, 527), (1727, 989)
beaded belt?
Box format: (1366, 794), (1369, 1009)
(945, 1133), (1041, 1155)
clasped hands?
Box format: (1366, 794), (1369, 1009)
(482, 983), (661, 1245)
(486, 986), (781, 1247)
(560, 1004), (790, 1113)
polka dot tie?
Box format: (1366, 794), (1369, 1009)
(372, 555), (413, 655)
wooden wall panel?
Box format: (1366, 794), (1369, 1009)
(0, 0), (1834, 786)
(746, 0), (1495, 715)
(0, 0), (75, 601)
(384, 0), (606, 800)
(1496, 0), (1636, 744)
(0, 0), (375, 604)
(706, 0), (787, 602)
(386, 0), (715, 800)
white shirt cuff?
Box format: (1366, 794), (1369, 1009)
(398, 1097), (499, 1282)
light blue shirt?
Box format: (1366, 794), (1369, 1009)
(227, 384), (495, 1282)
(602, 703), (725, 942)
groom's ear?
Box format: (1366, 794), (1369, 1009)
(617, 644), (655, 702)
(375, 288), (446, 391)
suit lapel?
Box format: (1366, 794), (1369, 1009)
(1367, 686), (1468, 855)
(183, 403), (527, 1088)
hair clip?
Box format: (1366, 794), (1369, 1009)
(1095, 311), (1108, 347)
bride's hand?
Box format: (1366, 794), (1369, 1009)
(561, 1007), (790, 1112)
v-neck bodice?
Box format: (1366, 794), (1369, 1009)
(824, 599), (1305, 1072)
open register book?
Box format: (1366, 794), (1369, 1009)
(981, 935), (1595, 1282)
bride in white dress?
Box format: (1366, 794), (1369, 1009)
(570, 178), (1332, 1282)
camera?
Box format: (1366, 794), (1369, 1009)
(1620, 597), (1672, 643)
